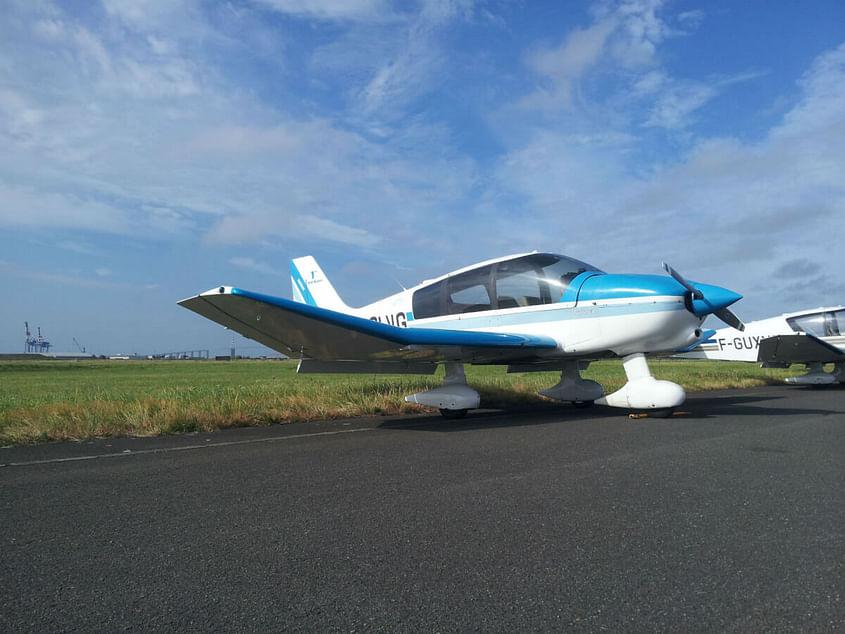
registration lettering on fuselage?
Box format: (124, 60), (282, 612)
(370, 313), (409, 327)
(717, 335), (766, 351)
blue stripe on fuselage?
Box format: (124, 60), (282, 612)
(411, 297), (686, 331)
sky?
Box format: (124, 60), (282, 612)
(1, 0), (844, 357)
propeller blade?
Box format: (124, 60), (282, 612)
(715, 308), (745, 332)
(662, 262), (745, 329)
(661, 261), (703, 299)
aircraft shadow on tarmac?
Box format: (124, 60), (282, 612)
(377, 386), (841, 433)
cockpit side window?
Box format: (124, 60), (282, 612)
(825, 310), (843, 336)
(411, 280), (443, 320)
(445, 265), (494, 314)
(495, 258), (548, 308)
(834, 310), (845, 335)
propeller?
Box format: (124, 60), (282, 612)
(662, 262), (745, 331)
(713, 307), (745, 331)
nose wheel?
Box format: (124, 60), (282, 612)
(645, 407), (675, 418)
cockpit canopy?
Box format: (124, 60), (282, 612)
(787, 308), (844, 337)
(412, 253), (602, 320)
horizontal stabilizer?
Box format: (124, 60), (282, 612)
(757, 333), (844, 365)
(178, 287), (557, 362)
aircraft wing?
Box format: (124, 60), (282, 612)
(757, 333), (844, 365)
(178, 287), (558, 364)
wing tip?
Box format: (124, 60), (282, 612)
(178, 286), (238, 305)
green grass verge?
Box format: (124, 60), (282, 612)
(0, 359), (793, 445)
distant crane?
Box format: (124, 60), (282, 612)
(24, 322), (51, 353)
(73, 337), (86, 353)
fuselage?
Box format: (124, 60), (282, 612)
(683, 306), (845, 361)
(350, 252), (738, 359)
(183, 251), (745, 413)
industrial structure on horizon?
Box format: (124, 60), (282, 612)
(10, 321), (273, 360)
(24, 322), (51, 354)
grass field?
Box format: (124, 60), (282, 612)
(0, 359), (794, 445)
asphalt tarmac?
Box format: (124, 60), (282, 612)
(1, 385), (843, 632)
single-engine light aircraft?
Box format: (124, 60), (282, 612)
(179, 253), (743, 417)
(678, 306), (845, 385)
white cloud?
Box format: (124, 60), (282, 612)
(642, 79), (717, 129)
(519, 0), (756, 134)
(356, 0), (476, 119)
(230, 257), (282, 276)
(772, 42), (845, 141)
(613, 45), (845, 312)
(58, 241), (103, 256)
(522, 19), (616, 109)
(254, 0), (394, 22)
(73, 26), (113, 76)
(101, 0), (199, 30)
(520, 0), (681, 112)
(677, 10), (705, 29)
(34, 18), (65, 40)
(608, 0), (670, 67)
(0, 182), (132, 234)
(640, 70), (766, 130)
(208, 213), (381, 248)
(0, 259), (127, 289)
(488, 30), (845, 317)
(187, 123), (308, 155)
(118, 57), (200, 98)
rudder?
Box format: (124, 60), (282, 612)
(290, 256), (349, 312)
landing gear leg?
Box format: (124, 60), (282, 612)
(538, 360), (604, 404)
(785, 361), (838, 386)
(595, 353), (686, 410)
(405, 362), (480, 417)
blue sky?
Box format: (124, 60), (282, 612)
(2, 0), (844, 356)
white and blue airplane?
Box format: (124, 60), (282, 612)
(179, 253), (743, 417)
(679, 306), (845, 385)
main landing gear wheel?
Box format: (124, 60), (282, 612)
(647, 407), (675, 418)
(439, 408), (468, 419)
(573, 400), (594, 408)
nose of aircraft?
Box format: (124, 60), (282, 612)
(688, 283), (743, 317)
(573, 272), (744, 330)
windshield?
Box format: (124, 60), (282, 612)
(787, 309), (845, 337)
(495, 253), (599, 306)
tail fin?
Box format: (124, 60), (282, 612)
(290, 256), (350, 312)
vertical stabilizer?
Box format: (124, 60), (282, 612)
(290, 256), (349, 312)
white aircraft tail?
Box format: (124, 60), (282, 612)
(290, 256), (350, 312)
